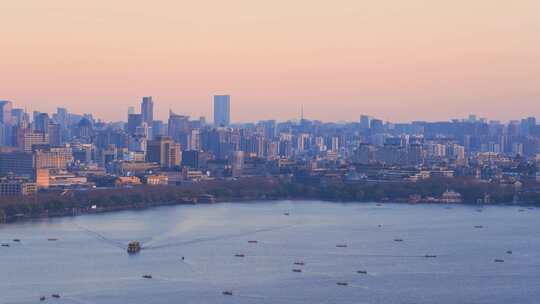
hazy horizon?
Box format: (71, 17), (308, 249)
(2, 1), (539, 122)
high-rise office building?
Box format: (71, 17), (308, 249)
(127, 114), (143, 135)
(213, 95), (230, 127)
(34, 113), (50, 133)
(141, 96), (154, 123)
(127, 106), (135, 116)
(147, 136), (181, 168)
(0, 100), (13, 125)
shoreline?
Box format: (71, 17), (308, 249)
(1, 195), (535, 226)
(1, 176), (539, 225)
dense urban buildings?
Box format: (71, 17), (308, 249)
(0, 95), (538, 204)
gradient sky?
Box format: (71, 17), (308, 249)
(1, 0), (539, 123)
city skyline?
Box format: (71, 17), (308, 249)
(2, 1), (539, 122)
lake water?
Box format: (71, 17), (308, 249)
(1, 201), (540, 304)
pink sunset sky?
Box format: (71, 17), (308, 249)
(1, 0), (539, 123)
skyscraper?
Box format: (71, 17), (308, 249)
(213, 95), (230, 127)
(0, 100), (13, 125)
(127, 114), (143, 135)
(34, 113), (50, 133)
(141, 96), (154, 123)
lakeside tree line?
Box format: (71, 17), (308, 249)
(1, 177), (539, 223)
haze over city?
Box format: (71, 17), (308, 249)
(2, 0), (540, 122)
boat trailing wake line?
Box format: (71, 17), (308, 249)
(73, 223), (127, 250)
(142, 224), (298, 251)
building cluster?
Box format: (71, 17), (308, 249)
(0, 97), (539, 198)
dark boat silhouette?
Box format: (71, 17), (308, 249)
(494, 259), (504, 263)
(127, 241), (141, 254)
(235, 254), (245, 257)
(337, 282), (349, 286)
(292, 269), (302, 273)
(51, 294), (61, 298)
(222, 291), (233, 296)
(357, 270), (368, 274)
(142, 275), (153, 279)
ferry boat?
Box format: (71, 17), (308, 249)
(292, 269), (302, 273)
(494, 259), (505, 263)
(234, 253), (245, 257)
(51, 294), (61, 299)
(357, 270), (368, 274)
(142, 275), (153, 279)
(248, 240), (258, 244)
(127, 241), (141, 254)
(294, 261), (305, 266)
(394, 238), (404, 242)
(336, 244), (348, 248)
(506, 250), (513, 254)
(424, 254), (437, 258)
(337, 282), (349, 286)
(222, 291), (233, 296)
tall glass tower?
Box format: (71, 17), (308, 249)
(213, 95), (230, 127)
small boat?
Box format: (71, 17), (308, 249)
(494, 259), (505, 263)
(292, 269), (302, 273)
(40, 296), (46, 301)
(51, 294), (61, 298)
(394, 239), (404, 242)
(357, 270), (368, 274)
(376, 203), (382, 206)
(506, 250), (513, 254)
(142, 275), (153, 279)
(248, 240), (258, 244)
(336, 244), (348, 248)
(234, 254), (245, 257)
(424, 254), (437, 258)
(337, 282), (349, 286)
(127, 241), (141, 254)
(13, 239), (21, 242)
(377, 224), (383, 228)
(222, 291), (233, 296)
(474, 225), (483, 229)
(1, 243), (10, 247)
(283, 212), (290, 216)
(48, 238), (58, 241)
(294, 262), (305, 266)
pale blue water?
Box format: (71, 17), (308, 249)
(1, 201), (540, 304)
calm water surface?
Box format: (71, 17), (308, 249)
(1, 201), (540, 304)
